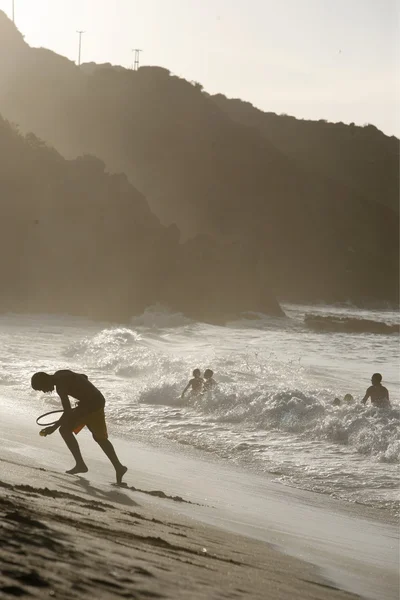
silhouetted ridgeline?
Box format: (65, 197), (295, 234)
(210, 94), (400, 215)
(0, 116), (282, 320)
(0, 12), (398, 307)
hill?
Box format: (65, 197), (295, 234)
(210, 94), (399, 214)
(0, 11), (397, 306)
(0, 115), (282, 321)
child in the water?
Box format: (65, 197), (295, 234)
(181, 369), (204, 398)
(332, 394), (354, 407)
(203, 369), (217, 393)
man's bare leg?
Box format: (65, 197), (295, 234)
(59, 427), (88, 474)
(94, 437), (127, 484)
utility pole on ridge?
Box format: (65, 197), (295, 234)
(12, 0), (15, 23)
(77, 30), (85, 66)
(132, 49), (142, 70)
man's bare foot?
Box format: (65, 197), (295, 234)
(116, 465), (128, 485)
(66, 464), (88, 475)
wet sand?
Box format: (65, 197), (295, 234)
(0, 403), (398, 599)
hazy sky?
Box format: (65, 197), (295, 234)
(1, 0), (399, 136)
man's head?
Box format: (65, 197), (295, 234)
(371, 373), (382, 385)
(31, 372), (54, 393)
(204, 369), (214, 379)
(192, 368), (201, 378)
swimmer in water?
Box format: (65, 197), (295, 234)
(181, 368), (203, 398)
(332, 394), (355, 407)
(203, 369), (217, 393)
(361, 373), (391, 408)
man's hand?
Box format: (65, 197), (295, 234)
(39, 425), (58, 437)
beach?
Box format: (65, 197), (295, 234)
(0, 309), (398, 600)
(0, 3), (399, 598)
(1, 401), (398, 600)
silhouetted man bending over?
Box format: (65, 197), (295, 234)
(31, 370), (127, 484)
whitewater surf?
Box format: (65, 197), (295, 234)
(1, 303), (399, 515)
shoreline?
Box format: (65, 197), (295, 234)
(112, 423), (399, 525)
(1, 402), (398, 600)
(1, 457), (360, 600)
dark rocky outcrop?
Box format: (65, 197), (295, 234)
(0, 11), (398, 307)
(304, 315), (399, 335)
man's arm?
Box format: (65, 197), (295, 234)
(55, 386), (73, 427)
(40, 386), (72, 436)
(57, 387), (72, 413)
(361, 387), (371, 405)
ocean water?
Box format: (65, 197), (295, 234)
(1, 304), (399, 515)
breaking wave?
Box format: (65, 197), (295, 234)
(54, 304), (400, 512)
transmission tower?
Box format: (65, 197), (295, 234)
(132, 49), (143, 70)
(77, 30), (85, 66)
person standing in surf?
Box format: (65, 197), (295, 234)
(31, 370), (127, 484)
(203, 369), (217, 393)
(361, 373), (391, 408)
(181, 368), (204, 398)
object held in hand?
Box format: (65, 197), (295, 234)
(36, 409), (64, 427)
(39, 425), (56, 437)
